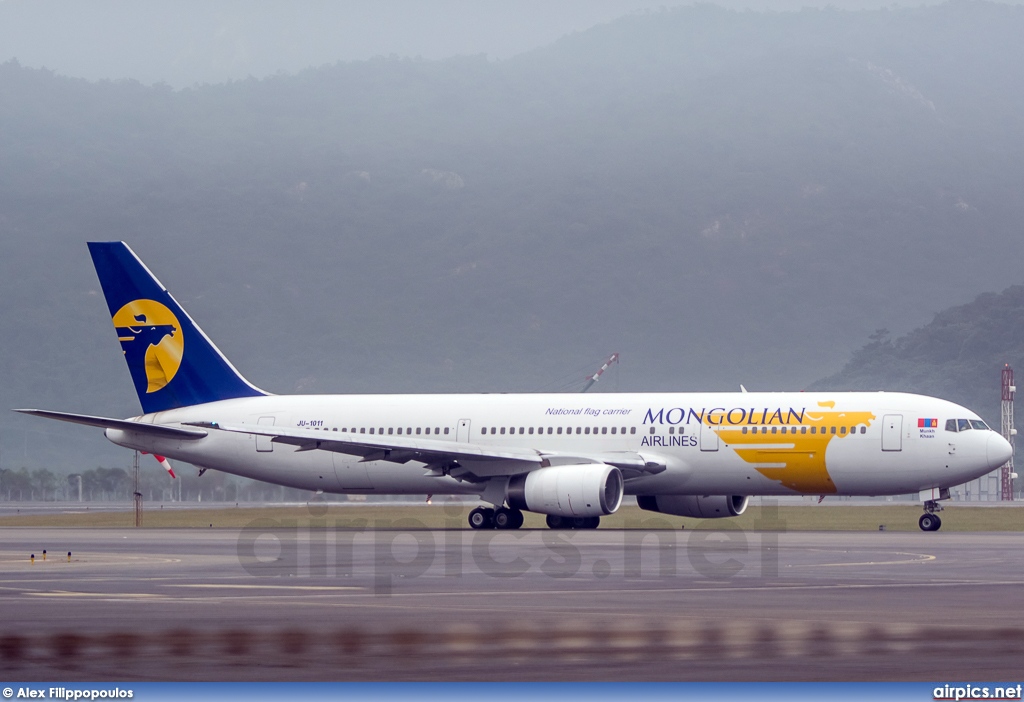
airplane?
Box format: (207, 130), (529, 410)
(15, 242), (1013, 532)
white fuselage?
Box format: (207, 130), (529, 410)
(104, 391), (1008, 500)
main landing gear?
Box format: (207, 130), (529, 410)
(468, 506), (524, 530)
(467, 507), (601, 530)
(545, 515), (600, 530)
(919, 500), (943, 532)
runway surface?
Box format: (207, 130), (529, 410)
(1, 527), (1023, 680)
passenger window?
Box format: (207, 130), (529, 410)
(529, 427), (534, 435)
(443, 428), (449, 435)
(585, 427), (590, 435)
(742, 427), (748, 434)
(945, 419), (957, 432)
(500, 427), (506, 435)
(557, 427), (563, 435)
(369, 428), (375, 434)
(601, 427), (607, 435)
(547, 427), (553, 434)
(668, 427), (674, 435)
(958, 419), (971, 431)
(360, 428), (366, 434)
(611, 427), (617, 435)
(481, 428), (487, 435)
(830, 426), (836, 435)
(490, 427), (496, 435)
(630, 427), (636, 435)
(801, 426), (807, 434)
(840, 427), (846, 435)
(860, 426), (866, 434)
(396, 428), (402, 435)
(650, 427), (656, 435)
(520, 427), (525, 435)
(407, 427), (412, 434)
(771, 427), (777, 434)
(576, 427), (582, 434)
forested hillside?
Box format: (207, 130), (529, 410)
(2, 1), (1024, 470)
(811, 285), (1024, 427)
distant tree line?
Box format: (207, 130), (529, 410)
(0, 466), (330, 503)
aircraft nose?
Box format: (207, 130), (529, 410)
(987, 432), (1013, 469)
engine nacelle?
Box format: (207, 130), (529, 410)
(636, 494), (749, 519)
(507, 464), (623, 518)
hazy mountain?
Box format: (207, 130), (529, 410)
(810, 284), (1024, 428)
(0, 0), (976, 88)
(2, 1), (1023, 470)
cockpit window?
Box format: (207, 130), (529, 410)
(957, 419), (971, 432)
(970, 420), (989, 431)
(945, 419), (957, 432)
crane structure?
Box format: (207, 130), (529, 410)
(581, 353), (619, 393)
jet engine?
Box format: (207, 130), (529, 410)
(636, 494), (748, 519)
(507, 464), (623, 517)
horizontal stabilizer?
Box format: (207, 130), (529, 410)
(12, 409), (208, 440)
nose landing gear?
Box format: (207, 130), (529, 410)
(919, 499), (944, 532)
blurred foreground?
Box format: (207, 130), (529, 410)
(3, 621), (1022, 681)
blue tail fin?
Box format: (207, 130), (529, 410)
(88, 242), (267, 413)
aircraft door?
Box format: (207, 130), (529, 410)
(255, 416), (275, 452)
(700, 423), (720, 452)
(333, 454), (372, 489)
(882, 414), (903, 451)
(457, 419), (472, 443)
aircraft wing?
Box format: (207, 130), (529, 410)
(13, 409), (209, 440)
(198, 422), (654, 480)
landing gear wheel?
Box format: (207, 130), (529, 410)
(545, 514), (566, 529)
(919, 513), (942, 532)
(494, 507), (523, 530)
(469, 507), (495, 529)
(583, 516), (600, 529)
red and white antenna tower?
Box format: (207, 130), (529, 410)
(1000, 364), (1016, 501)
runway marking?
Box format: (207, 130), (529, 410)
(316, 579), (1024, 600)
(787, 551), (937, 567)
(27, 590), (163, 599)
(0, 553), (183, 566)
(167, 584), (363, 591)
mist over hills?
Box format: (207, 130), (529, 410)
(2, 1), (1023, 470)
(0, 0), (973, 88)
(811, 284), (1024, 428)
